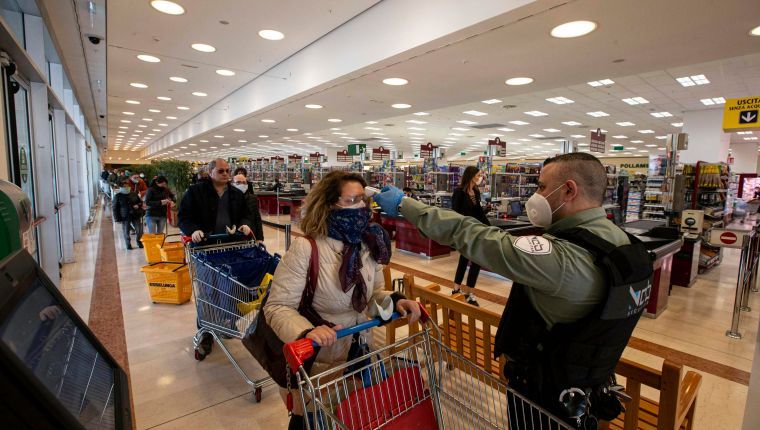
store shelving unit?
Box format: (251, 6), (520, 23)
(491, 163), (541, 201)
(625, 174), (647, 221)
(642, 176), (666, 220)
(690, 161), (730, 273)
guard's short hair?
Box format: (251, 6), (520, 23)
(543, 153), (607, 204)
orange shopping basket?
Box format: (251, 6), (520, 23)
(140, 262), (192, 305)
(160, 234), (185, 263)
(140, 233), (165, 263)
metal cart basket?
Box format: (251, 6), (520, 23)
(185, 235), (279, 402)
(284, 307), (572, 430)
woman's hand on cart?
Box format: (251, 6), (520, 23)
(284, 302), (430, 372)
(395, 299), (421, 324)
(306, 324), (344, 347)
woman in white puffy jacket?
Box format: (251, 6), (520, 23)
(263, 171), (420, 429)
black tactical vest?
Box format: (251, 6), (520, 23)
(494, 227), (654, 406)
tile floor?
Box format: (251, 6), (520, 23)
(59, 208), (759, 429)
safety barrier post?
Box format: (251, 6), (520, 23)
(727, 232), (754, 339)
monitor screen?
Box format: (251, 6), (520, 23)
(508, 201), (523, 216)
(0, 252), (127, 429)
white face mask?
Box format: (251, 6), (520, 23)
(525, 184), (567, 227)
(233, 183), (248, 193)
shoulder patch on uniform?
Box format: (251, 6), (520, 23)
(513, 235), (553, 255)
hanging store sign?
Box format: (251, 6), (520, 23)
(347, 143), (366, 156)
(420, 142), (437, 159)
(288, 154), (303, 163)
(271, 156), (285, 168)
(336, 149), (352, 162)
(308, 152), (322, 164)
(590, 128), (606, 153)
(722, 96), (760, 132)
(371, 146), (391, 161)
(488, 137), (506, 157)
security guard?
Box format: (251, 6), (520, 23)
(373, 153), (652, 428)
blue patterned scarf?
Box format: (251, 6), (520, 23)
(327, 208), (391, 312)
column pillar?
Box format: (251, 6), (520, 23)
(680, 109), (730, 164)
(55, 109), (74, 263)
(67, 124), (82, 242)
(730, 142), (759, 174)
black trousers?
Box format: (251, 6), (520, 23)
(454, 254), (481, 288)
(121, 219), (143, 247)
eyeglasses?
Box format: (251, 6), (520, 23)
(338, 195), (364, 205)
(216, 169), (230, 174)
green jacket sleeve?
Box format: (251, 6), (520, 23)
(399, 198), (598, 295)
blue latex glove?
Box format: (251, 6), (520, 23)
(374, 185), (404, 217)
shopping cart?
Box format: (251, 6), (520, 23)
(284, 306), (573, 430)
(185, 233), (280, 402)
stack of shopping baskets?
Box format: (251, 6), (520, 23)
(185, 234), (280, 402)
(140, 234), (191, 304)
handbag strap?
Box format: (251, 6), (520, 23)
(297, 237), (334, 327)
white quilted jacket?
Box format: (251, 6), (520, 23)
(263, 235), (392, 372)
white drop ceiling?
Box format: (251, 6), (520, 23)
(105, 0), (760, 161)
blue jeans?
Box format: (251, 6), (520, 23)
(145, 216), (167, 234)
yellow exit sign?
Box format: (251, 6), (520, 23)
(723, 96), (760, 132)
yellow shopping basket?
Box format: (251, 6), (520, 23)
(160, 234), (185, 263)
(140, 233), (165, 263)
(140, 262), (192, 305)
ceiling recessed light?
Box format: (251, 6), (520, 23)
(157, 96), (171, 101)
(622, 97), (649, 105)
(191, 43), (216, 52)
(328, 118), (342, 123)
(125, 99), (140, 105)
(142, 118), (153, 122)
(744, 137), (759, 141)
(497, 128), (514, 132)
(382, 78), (408, 86)
(118, 126), (128, 129)
(130, 82), (148, 88)
(305, 104), (323, 109)
(192, 91), (207, 97)
(122, 111), (135, 116)
(505, 77), (533, 86)
(216, 69), (236, 76)
(650, 112), (673, 118)
(676, 74), (710, 87)
(456, 120), (478, 126)
(751, 25), (760, 36)
(169, 76), (188, 83)
(237, 140), (247, 143)
(543, 128), (561, 133)
(392, 103), (412, 109)
(481, 99), (502, 104)
(177, 106), (190, 110)
(137, 54), (161, 63)
(570, 134), (585, 138)
(258, 29), (284, 40)
(700, 97), (726, 106)
(529, 134), (545, 138)
(150, 1), (185, 15)
(631, 140), (644, 143)
(546, 96), (574, 105)
(561, 121), (582, 126)
(463, 110), (487, 116)
(638, 130), (655, 134)
(587, 79), (615, 87)
(158, 123), (168, 126)
(617, 121), (635, 127)
(166, 116), (177, 120)
(586, 111), (609, 117)
(261, 119), (276, 123)
(550, 20), (597, 38)
(120, 120), (131, 123)
(524, 111), (548, 117)
(509, 120), (530, 125)
(214, 135), (224, 138)
(612, 135), (628, 139)
(286, 128), (299, 132)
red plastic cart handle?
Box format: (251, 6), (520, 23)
(283, 302), (429, 373)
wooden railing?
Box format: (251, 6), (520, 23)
(383, 268), (702, 430)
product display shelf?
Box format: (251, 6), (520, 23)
(691, 161), (731, 273)
(726, 173), (739, 221)
(491, 163), (541, 201)
(643, 176), (666, 220)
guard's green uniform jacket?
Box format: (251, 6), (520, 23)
(399, 198), (630, 328)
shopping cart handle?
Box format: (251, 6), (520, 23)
(284, 303), (429, 373)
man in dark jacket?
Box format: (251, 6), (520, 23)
(112, 178), (145, 250)
(178, 158), (252, 242)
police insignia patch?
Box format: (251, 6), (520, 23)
(514, 236), (552, 255)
